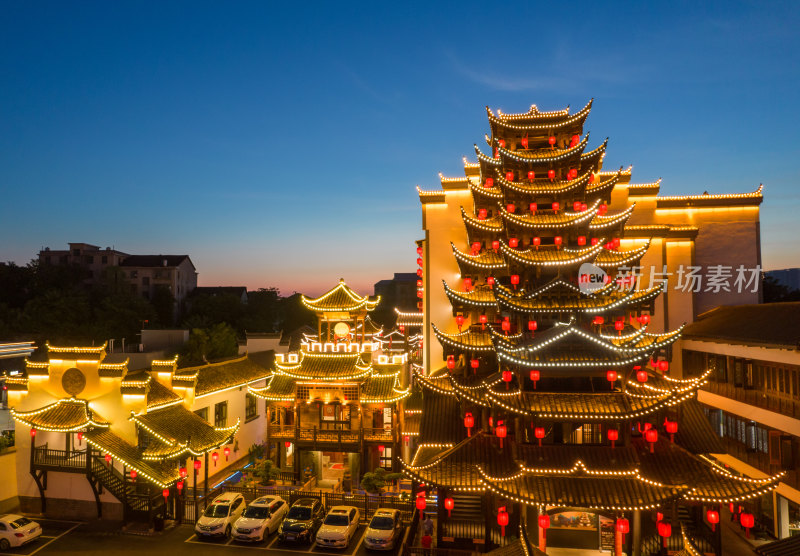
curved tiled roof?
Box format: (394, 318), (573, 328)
(11, 398), (109, 431)
(301, 279), (380, 313)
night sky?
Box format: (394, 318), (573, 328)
(2, 1), (798, 296)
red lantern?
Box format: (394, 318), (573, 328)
(521, 136), (529, 148)
(534, 426), (545, 447)
(608, 428), (618, 449)
(193, 459), (201, 471)
(548, 169), (555, 181)
(464, 412), (474, 436)
(498, 139), (505, 148)
(529, 202), (537, 212)
(577, 236), (586, 246)
(657, 521), (671, 547)
(539, 514), (550, 551)
(569, 168), (577, 179)
(417, 246), (423, 256)
(479, 314), (488, 329)
(497, 507), (509, 537)
(656, 511), (664, 523)
(494, 148), (499, 158)
(77, 431), (83, 444)
(640, 314), (650, 325)
(554, 236), (562, 249)
(502, 370), (513, 389)
(417, 257), (423, 266)
(130, 469), (137, 481)
(486, 276), (495, 287)
(598, 203), (608, 215)
(491, 240), (500, 251)
(416, 290), (423, 298)
(616, 517), (629, 535)
(615, 320), (624, 335)
(285, 441), (292, 448)
(593, 316), (604, 325)
(606, 370), (618, 389)
(527, 320), (537, 332)
(378, 444), (385, 453)
(399, 325), (406, 333)
(570, 134), (579, 147)
(212, 451), (219, 465)
(177, 480), (184, 493)
(658, 360), (669, 372)
(589, 173), (596, 183)
(612, 237), (620, 248)
(495, 421), (507, 448)
(591, 237), (599, 245)
(179, 467), (187, 478)
(573, 201), (581, 212)
(532, 236), (541, 249)
(463, 277), (473, 292)
(506, 204), (516, 214)
(505, 171), (514, 181)
(485, 178), (494, 188)
(404, 435), (410, 446)
(417, 279), (423, 288)
(527, 170), (535, 180)
(446, 355), (455, 371)
(30, 429), (36, 438)
(470, 241), (480, 254)
(580, 203), (587, 211)
(455, 315), (465, 329)
(666, 420), (678, 442)
(162, 488), (169, 500)
(645, 428), (658, 453)
(707, 509), (720, 531)
(105, 453), (112, 464)
(416, 495), (427, 514)
(471, 358), (480, 371)
(444, 497), (454, 517)
(637, 369), (648, 383)
(478, 208), (487, 220)
(548, 135), (556, 147)
(224, 445), (231, 460)
(551, 201), (560, 212)
(530, 370), (540, 389)
(416, 268), (423, 277)
(509, 237), (519, 248)
(510, 274), (520, 288)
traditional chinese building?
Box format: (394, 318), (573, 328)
(7, 344), (270, 522)
(404, 102), (780, 555)
(249, 279), (411, 489)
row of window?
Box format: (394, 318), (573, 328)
(703, 406), (795, 469)
(685, 350), (800, 398)
(194, 395), (260, 428)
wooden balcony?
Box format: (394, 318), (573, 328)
(32, 445), (87, 472)
(268, 425), (395, 446)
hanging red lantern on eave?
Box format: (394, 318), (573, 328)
(470, 358), (480, 371)
(509, 237), (519, 248)
(479, 314), (488, 329)
(505, 171), (514, 181)
(497, 507), (509, 536)
(534, 426), (545, 447)
(607, 428), (618, 449)
(551, 201), (560, 212)
(637, 369), (648, 383)
(529, 370), (540, 389)
(527, 320), (537, 333)
(485, 178), (494, 188)
(658, 360), (670, 372)
(455, 315), (465, 330)
(657, 521), (672, 547)
(707, 509), (720, 531)
(212, 451), (219, 465)
(510, 274), (520, 288)
(570, 134), (580, 147)
(446, 355), (455, 371)
(464, 412), (474, 436)
(478, 208), (487, 220)
(105, 453), (112, 464)
(532, 236), (541, 249)
(130, 469), (137, 481)
(577, 236), (586, 246)
(548, 135), (556, 147)
(444, 496), (454, 516)
(521, 136), (529, 148)
(527, 170), (535, 180)
(498, 139), (505, 148)
(417, 246), (423, 256)
(193, 459), (201, 471)
(162, 488), (170, 500)
(502, 369), (513, 388)
(30, 428), (36, 438)
(553, 236), (562, 249)
(548, 169), (555, 181)
(495, 421), (507, 448)
(645, 428), (658, 453)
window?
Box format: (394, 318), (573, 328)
(142, 276), (150, 286)
(195, 407), (209, 422)
(246, 394), (258, 421)
(130, 270), (138, 278)
(215, 402), (228, 427)
(101, 255), (108, 264)
(73, 249), (80, 256)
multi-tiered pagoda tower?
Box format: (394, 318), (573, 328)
(403, 102), (781, 556)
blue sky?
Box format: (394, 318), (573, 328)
(1, 1), (798, 296)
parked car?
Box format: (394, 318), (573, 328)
(194, 493), (245, 539)
(316, 506), (361, 549)
(232, 496), (289, 542)
(278, 497), (325, 544)
(0, 514), (41, 551)
(364, 509), (403, 550)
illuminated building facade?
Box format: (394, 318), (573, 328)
(405, 102), (778, 555)
(7, 345), (269, 521)
(250, 280), (412, 488)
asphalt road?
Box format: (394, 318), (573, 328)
(9, 519), (406, 556)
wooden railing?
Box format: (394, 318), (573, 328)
(268, 425), (394, 444)
(296, 427), (359, 444)
(268, 424), (295, 438)
(33, 446), (86, 470)
(363, 427), (394, 442)
(702, 381), (800, 419)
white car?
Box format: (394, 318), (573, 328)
(364, 509), (403, 550)
(195, 493), (245, 539)
(232, 496), (289, 542)
(316, 506), (361, 549)
(0, 514), (41, 550)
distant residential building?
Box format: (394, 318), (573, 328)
(372, 272), (418, 327)
(768, 268), (800, 292)
(675, 302), (800, 539)
(38, 243), (128, 281)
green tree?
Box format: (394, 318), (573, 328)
(179, 323), (238, 366)
(254, 459), (280, 485)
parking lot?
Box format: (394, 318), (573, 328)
(6, 518), (407, 556)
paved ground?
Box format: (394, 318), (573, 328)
(8, 519), (405, 556)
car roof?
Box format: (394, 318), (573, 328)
(293, 498), (320, 507)
(374, 509), (399, 517)
(211, 493), (242, 505)
(329, 506), (357, 513)
(0, 514), (23, 522)
(251, 496), (281, 506)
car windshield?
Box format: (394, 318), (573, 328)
(242, 506), (270, 520)
(369, 517), (394, 530)
(324, 514), (349, 527)
(204, 504), (230, 518)
(10, 518), (32, 529)
(287, 507), (311, 520)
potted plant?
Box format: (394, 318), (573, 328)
(255, 459), (280, 486)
